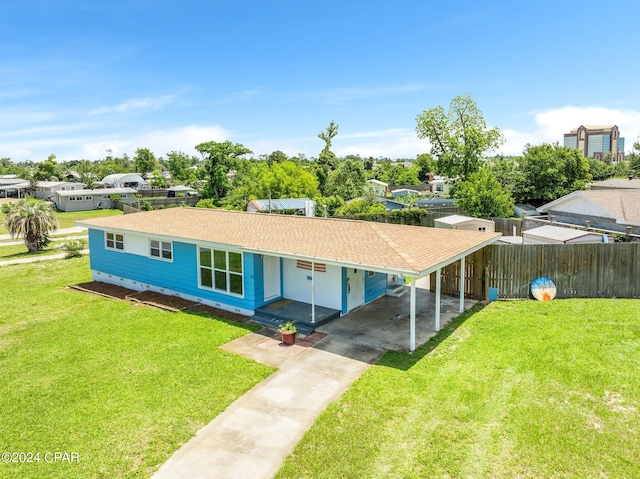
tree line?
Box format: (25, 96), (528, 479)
(3, 94), (639, 218)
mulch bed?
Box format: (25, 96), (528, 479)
(69, 281), (250, 322)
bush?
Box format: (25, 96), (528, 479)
(59, 239), (87, 258)
(195, 198), (217, 209)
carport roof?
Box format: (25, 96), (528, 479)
(77, 207), (501, 276)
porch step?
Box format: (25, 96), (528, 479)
(386, 284), (407, 297)
(250, 314), (316, 336)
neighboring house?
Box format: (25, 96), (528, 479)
(563, 125), (625, 162)
(0, 178), (30, 198)
(378, 198), (406, 211)
(53, 188), (137, 212)
(77, 208), (501, 351)
(365, 179), (388, 196)
(167, 185), (198, 198)
(34, 181), (86, 200)
(247, 198), (315, 216)
(99, 173), (150, 190)
(522, 225), (608, 244)
(391, 188), (419, 198)
(537, 190), (640, 235)
(429, 176), (453, 196)
(588, 178), (640, 190)
(434, 215), (495, 232)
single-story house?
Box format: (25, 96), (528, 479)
(53, 188), (137, 212)
(167, 185), (198, 198)
(0, 178), (30, 198)
(99, 173), (150, 190)
(537, 190), (640, 235)
(434, 215), (496, 233)
(365, 179), (388, 196)
(34, 181), (86, 200)
(514, 203), (542, 218)
(522, 225), (609, 244)
(378, 198), (406, 211)
(247, 198), (315, 216)
(391, 188), (420, 198)
(77, 208), (501, 351)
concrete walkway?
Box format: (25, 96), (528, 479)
(152, 331), (384, 479)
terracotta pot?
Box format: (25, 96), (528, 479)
(281, 331), (296, 345)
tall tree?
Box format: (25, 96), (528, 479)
(196, 141), (252, 200)
(316, 120), (340, 193)
(133, 148), (157, 174)
(415, 153), (437, 182)
(416, 94), (503, 181)
(3, 197), (58, 252)
(324, 158), (366, 201)
(455, 167), (515, 218)
(519, 143), (591, 204)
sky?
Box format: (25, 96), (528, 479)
(2, 0), (640, 164)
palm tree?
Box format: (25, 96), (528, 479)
(3, 197), (58, 252)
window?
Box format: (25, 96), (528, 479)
(368, 271), (375, 278)
(85, 196), (92, 201)
(106, 232), (124, 251)
(198, 247), (243, 295)
(150, 240), (172, 260)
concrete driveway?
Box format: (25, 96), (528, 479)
(316, 284), (476, 353)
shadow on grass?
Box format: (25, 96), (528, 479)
(378, 302), (485, 371)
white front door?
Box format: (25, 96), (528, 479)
(263, 256), (281, 301)
(347, 268), (364, 312)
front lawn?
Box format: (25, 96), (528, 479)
(277, 299), (640, 479)
(0, 258), (274, 479)
(0, 241), (67, 260)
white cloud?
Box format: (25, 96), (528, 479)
(334, 128), (427, 159)
(89, 94), (178, 116)
(77, 125), (232, 160)
(499, 106), (640, 156)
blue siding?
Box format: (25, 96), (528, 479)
(365, 271), (387, 303)
(88, 229), (260, 313)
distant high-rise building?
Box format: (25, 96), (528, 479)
(563, 125), (625, 162)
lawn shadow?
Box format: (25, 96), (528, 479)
(377, 302), (485, 371)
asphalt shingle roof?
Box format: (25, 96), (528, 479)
(77, 208), (501, 275)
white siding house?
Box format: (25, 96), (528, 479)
(54, 188), (137, 211)
(434, 215), (496, 233)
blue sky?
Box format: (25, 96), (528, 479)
(2, 0), (640, 163)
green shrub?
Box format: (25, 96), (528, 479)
(59, 239), (87, 258)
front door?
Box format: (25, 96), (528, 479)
(263, 256), (281, 301)
(347, 268), (364, 312)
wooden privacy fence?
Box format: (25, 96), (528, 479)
(432, 243), (640, 300)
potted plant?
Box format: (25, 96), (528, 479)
(279, 321), (297, 345)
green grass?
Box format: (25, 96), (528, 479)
(276, 299), (640, 479)
(0, 241), (67, 260)
(0, 207), (122, 234)
(0, 258), (274, 478)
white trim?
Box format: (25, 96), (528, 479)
(149, 238), (174, 262)
(410, 277), (416, 352)
(91, 270), (254, 316)
(196, 246), (245, 299)
(105, 231), (125, 252)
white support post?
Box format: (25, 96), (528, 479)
(435, 268), (441, 332)
(311, 262), (316, 324)
(410, 277), (416, 352)
(459, 256), (466, 313)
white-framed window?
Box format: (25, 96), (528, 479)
(85, 196), (92, 201)
(198, 247), (243, 296)
(150, 239), (172, 260)
(69, 197), (75, 202)
(106, 232), (124, 251)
